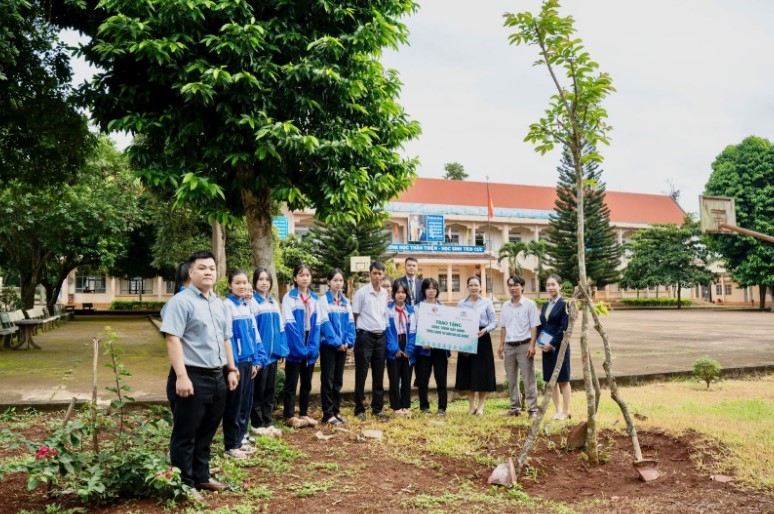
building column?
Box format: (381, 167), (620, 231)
(446, 263), (453, 303)
(480, 264), (487, 297)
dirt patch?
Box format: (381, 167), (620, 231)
(2, 410), (773, 514)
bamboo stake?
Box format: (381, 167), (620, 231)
(91, 336), (100, 453)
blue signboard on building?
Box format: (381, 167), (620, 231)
(408, 214), (445, 243)
(387, 244), (486, 254)
(272, 216), (289, 239)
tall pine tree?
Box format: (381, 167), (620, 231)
(306, 220), (393, 283)
(545, 144), (621, 288)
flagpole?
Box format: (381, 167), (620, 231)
(486, 175), (493, 300)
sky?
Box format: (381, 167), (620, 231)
(68, 0), (774, 215)
(379, 0), (774, 214)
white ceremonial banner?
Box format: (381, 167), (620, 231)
(415, 303), (479, 354)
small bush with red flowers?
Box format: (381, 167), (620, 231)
(0, 329), (187, 505)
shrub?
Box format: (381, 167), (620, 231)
(621, 297), (692, 307)
(694, 357), (722, 389)
(0, 286), (22, 311)
(0, 328), (185, 504)
(109, 300), (166, 311)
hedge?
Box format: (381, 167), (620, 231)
(620, 297), (692, 307)
(109, 300), (166, 311)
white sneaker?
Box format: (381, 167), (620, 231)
(242, 435), (256, 444)
(267, 426), (283, 438)
(224, 448), (248, 460)
(286, 416), (309, 429)
(238, 444), (257, 454)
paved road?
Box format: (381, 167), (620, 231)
(0, 309), (771, 407)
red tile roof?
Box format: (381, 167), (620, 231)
(395, 177), (685, 225)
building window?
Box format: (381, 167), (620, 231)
(445, 232), (460, 244)
(120, 278), (153, 295)
(508, 232), (522, 244)
(166, 281), (176, 294)
(75, 275), (106, 294)
(438, 273), (461, 292)
(716, 284), (732, 295)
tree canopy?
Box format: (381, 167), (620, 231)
(620, 216), (716, 308)
(62, 0), (420, 277)
(545, 145), (621, 288)
(443, 162), (468, 180)
(704, 136), (774, 309)
(0, 137), (140, 309)
(0, 0), (93, 186)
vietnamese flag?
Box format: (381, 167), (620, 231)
(487, 189), (494, 218)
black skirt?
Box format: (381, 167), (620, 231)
(455, 331), (497, 392)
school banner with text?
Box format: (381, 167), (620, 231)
(415, 303), (479, 354)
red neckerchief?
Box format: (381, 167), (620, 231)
(333, 293), (341, 307)
(394, 305), (407, 335)
(299, 292), (312, 327)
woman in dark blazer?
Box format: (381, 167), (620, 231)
(539, 274), (571, 420)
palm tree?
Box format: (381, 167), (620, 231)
(497, 241), (528, 276)
(525, 239), (550, 298)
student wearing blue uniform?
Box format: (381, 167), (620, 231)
(386, 280), (417, 416)
(319, 268), (356, 425)
(282, 263), (331, 428)
(222, 270), (266, 460)
(250, 267), (287, 438)
(414, 278), (449, 416)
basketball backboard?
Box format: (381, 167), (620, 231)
(350, 256), (371, 273)
(699, 195), (736, 233)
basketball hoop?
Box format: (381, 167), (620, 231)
(699, 195), (736, 234)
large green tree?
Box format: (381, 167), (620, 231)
(621, 216), (716, 308)
(0, 0), (93, 185)
(704, 136), (774, 310)
(60, 0), (420, 280)
(545, 145), (621, 288)
(497, 241), (528, 276)
(0, 137), (140, 309)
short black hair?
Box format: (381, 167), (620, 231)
(370, 261), (385, 272)
(404, 257), (418, 265)
(507, 275), (526, 287)
(188, 250), (215, 264)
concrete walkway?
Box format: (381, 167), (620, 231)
(0, 309), (772, 408)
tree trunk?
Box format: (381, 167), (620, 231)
(211, 220), (227, 280)
(572, 146), (598, 461)
(759, 285), (767, 311)
(515, 297), (578, 479)
(580, 303), (598, 462)
(677, 284), (682, 309)
(239, 164), (276, 289)
(580, 285), (645, 462)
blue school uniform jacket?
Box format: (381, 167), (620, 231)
(282, 289), (333, 365)
(385, 301), (417, 364)
(250, 293), (288, 364)
(321, 291), (356, 349)
(225, 294), (266, 366)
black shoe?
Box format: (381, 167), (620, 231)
(375, 411), (389, 421)
(436, 410), (446, 416)
(421, 409), (432, 415)
(355, 412), (366, 421)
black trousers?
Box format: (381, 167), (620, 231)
(283, 360), (315, 418)
(415, 349), (449, 411)
(319, 343), (347, 418)
(387, 356), (413, 410)
(166, 367), (226, 488)
(354, 329), (386, 415)
(251, 360), (277, 428)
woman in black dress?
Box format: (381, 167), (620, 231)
(539, 274), (571, 420)
(455, 276), (498, 415)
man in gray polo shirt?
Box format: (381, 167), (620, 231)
(160, 250), (239, 501)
